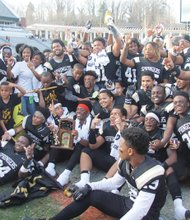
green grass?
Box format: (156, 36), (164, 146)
(0, 183), (60, 220)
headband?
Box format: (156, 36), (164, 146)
(54, 103), (62, 109)
(77, 103), (90, 112)
(145, 112), (160, 123)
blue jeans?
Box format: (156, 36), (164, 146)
(21, 96), (36, 116)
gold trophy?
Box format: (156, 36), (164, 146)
(51, 118), (75, 150)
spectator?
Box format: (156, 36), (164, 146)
(6, 44), (36, 116)
(0, 46), (16, 83)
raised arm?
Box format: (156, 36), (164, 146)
(8, 82), (26, 97)
(88, 115), (105, 149)
(120, 40), (135, 67)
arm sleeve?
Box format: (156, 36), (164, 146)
(120, 179), (159, 220)
(89, 171), (125, 192)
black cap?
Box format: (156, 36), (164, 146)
(35, 106), (50, 119)
(84, 70), (98, 79)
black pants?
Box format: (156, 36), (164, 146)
(82, 148), (116, 172)
(48, 143), (84, 171)
(66, 143), (84, 171)
(51, 190), (132, 220)
(173, 148), (190, 180)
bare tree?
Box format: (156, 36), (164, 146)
(85, 0), (96, 16)
(20, 0), (177, 29)
(26, 2), (35, 25)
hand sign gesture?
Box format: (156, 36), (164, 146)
(24, 143), (35, 160)
(91, 114), (101, 129)
(27, 57), (35, 71)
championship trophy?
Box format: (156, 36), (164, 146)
(51, 118), (75, 150)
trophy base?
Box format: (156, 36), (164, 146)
(51, 145), (74, 150)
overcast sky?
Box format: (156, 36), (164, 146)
(5, 0), (43, 7)
(4, 0), (181, 22)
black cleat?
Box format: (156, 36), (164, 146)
(185, 210), (190, 220)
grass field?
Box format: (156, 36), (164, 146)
(0, 163), (189, 220)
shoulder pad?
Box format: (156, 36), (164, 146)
(44, 62), (53, 71)
(133, 157), (165, 189)
(165, 102), (174, 113)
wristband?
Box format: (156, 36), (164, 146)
(89, 129), (98, 144)
(20, 165), (29, 173)
(7, 128), (16, 137)
(162, 161), (169, 170)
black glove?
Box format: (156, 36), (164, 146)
(126, 84), (136, 98)
(73, 47), (80, 58)
(85, 20), (92, 30)
(170, 66), (181, 78)
(73, 184), (92, 201)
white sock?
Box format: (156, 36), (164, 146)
(75, 172), (90, 188)
(45, 162), (56, 177)
(174, 198), (187, 220)
(111, 189), (120, 195)
(57, 169), (71, 186)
